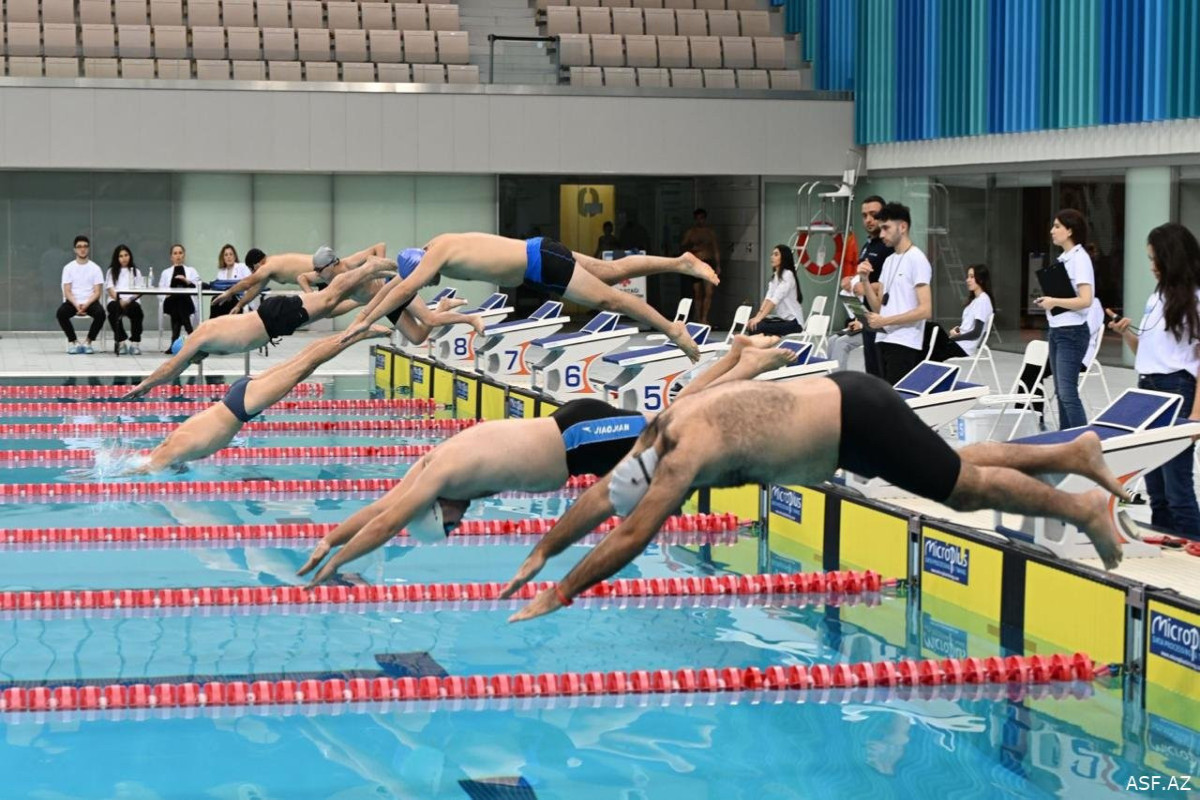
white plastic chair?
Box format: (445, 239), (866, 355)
(804, 294), (827, 329)
(1078, 305), (1112, 413)
(799, 314), (830, 356)
(647, 297), (694, 343)
(978, 339), (1050, 440)
(947, 313), (1002, 392)
(722, 304), (752, 345)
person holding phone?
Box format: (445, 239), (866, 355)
(1037, 210), (1096, 429)
(1108, 222), (1200, 542)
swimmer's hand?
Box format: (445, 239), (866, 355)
(498, 551), (547, 600)
(120, 384), (150, 401)
(340, 317), (371, 343)
(296, 540), (331, 579)
(508, 586), (564, 623)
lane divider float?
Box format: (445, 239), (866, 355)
(0, 475), (597, 502)
(1, 512), (744, 548)
(0, 443), (439, 466)
(0, 398), (438, 416)
(0, 653), (1107, 714)
(0, 383), (325, 399)
(3, 418), (475, 438)
(0, 569), (891, 615)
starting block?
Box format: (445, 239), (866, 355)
(843, 361), (988, 498)
(391, 287), (458, 356)
(475, 301), (569, 379)
(997, 388), (1200, 560)
(602, 322), (721, 412)
(431, 293), (513, 370)
(530, 311), (638, 400)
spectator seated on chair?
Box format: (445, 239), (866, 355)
(209, 243), (252, 318)
(927, 264), (995, 362)
(747, 244), (805, 337)
(55, 234), (105, 355)
(159, 243), (202, 353)
(104, 244), (146, 356)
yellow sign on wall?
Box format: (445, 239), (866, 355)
(839, 500), (908, 579)
(409, 358), (433, 399)
(920, 526), (1003, 623)
(371, 347), (392, 392)
(1024, 562), (1125, 665)
(480, 383), (506, 421)
(558, 184), (616, 255)
(767, 485), (824, 555)
(433, 366), (456, 407)
(454, 375), (480, 419)
(392, 353), (413, 390)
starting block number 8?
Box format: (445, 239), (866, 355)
(453, 337), (469, 357)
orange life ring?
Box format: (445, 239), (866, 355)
(797, 230), (856, 277)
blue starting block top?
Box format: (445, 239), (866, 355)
(483, 301), (565, 334)
(601, 323), (712, 365)
(1012, 388), (1187, 446)
(894, 362), (960, 398)
(429, 287), (457, 303)
(777, 340), (813, 364)
(533, 312), (634, 348)
(462, 292), (509, 314)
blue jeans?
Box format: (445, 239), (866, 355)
(1138, 370), (1200, 539)
(1048, 323), (1089, 429)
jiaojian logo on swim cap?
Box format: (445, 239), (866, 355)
(923, 537), (970, 585)
(1149, 610), (1200, 671)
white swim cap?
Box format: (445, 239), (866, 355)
(608, 448), (659, 517)
(407, 501), (450, 543)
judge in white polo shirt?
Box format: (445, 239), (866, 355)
(1108, 222), (1200, 542)
(859, 202), (933, 385)
(55, 234), (105, 354)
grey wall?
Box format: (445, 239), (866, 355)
(0, 83), (854, 176)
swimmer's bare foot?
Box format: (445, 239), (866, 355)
(731, 333), (781, 354)
(435, 297), (468, 313)
(668, 322), (701, 362)
(1072, 431), (1131, 501)
(1079, 488), (1124, 570)
(740, 345), (797, 375)
(468, 315), (486, 336)
(680, 252), (719, 286)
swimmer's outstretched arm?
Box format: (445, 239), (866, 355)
(120, 345), (207, 400)
(304, 461), (447, 585)
(342, 250), (449, 341)
(510, 455), (698, 622)
(215, 268), (268, 306)
(499, 473), (618, 600)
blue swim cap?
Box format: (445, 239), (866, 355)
(396, 248), (426, 279)
(169, 334), (186, 355)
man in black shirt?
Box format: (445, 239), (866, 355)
(827, 196), (892, 374)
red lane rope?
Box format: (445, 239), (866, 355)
(0, 475), (597, 502)
(0, 399), (438, 416)
(0, 569), (891, 614)
(3, 418), (475, 438)
(0, 443), (438, 466)
(0, 383), (325, 399)
(0, 653), (1104, 713)
(0, 512), (743, 547)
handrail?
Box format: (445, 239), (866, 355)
(488, 33), (560, 85)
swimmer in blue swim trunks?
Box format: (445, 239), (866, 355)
(299, 334), (795, 585)
(340, 232), (719, 362)
(129, 326), (394, 473)
(122, 258), (482, 400)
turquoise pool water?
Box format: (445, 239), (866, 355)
(0, 378), (1188, 799)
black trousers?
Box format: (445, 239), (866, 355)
(862, 327), (881, 377)
(56, 300), (105, 342)
(163, 294), (196, 340)
(877, 342), (924, 385)
(210, 296), (239, 318)
(754, 317), (804, 336)
(107, 300), (144, 343)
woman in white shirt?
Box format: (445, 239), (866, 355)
(929, 264), (994, 361)
(159, 243), (202, 352)
(1036, 209), (1096, 429)
(210, 243), (252, 318)
(747, 244), (805, 336)
(1108, 222), (1200, 541)
(104, 244), (145, 356)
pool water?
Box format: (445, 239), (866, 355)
(0, 378), (1189, 799)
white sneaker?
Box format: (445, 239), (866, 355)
(129, 344), (141, 355)
(82, 343), (95, 354)
(67, 343), (82, 354)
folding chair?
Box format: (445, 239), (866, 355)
(945, 313), (1002, 392)
(978, 339), (1050, 440)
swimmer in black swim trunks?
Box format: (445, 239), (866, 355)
(339, 232), (720, 362)
(504, 373), (1139, 620)
(121, 258), (482, 400)
(299, 334), (797, 584)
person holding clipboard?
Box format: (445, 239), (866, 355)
(1036, 209), (1096, 429)
(1107, 222), (1200, 543)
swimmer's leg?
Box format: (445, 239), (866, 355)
(944, 462), (1123, 570)
(572, 251), (719, 286)
(959, 430), (1127, 499)
(562, 268), (701, 362)
(243, 327), (390, 416)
